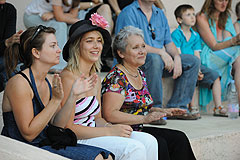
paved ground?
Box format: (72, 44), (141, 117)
(147, 113), (240, 140)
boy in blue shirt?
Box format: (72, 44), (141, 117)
(171, 4), (227, 117)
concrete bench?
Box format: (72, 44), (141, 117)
(1, 80), (240, 160)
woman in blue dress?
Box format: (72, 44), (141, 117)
(1, 25), (113, 160)
(196, 0), (240, 116)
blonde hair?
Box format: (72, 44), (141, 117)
(200, 0), (232, 29)
(66, 31), (103, 75)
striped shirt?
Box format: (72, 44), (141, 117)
(74, 96), (100, 127)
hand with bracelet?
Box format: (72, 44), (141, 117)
(142, 111), (166, 124)
(231, 33), (240, 46)
(102, 121), (133, 138)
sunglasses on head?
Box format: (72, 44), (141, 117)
(149, 24), (156, 40)
(31, 25), (47, 42)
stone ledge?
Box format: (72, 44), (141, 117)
(2, 79), (240, 160)
(148, 113), (240, 160)
(0, 135), (69, 160)
(191, 131), (240, 160)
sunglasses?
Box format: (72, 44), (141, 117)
(149, 24), (156, 40)
(30, 25), (47, 42)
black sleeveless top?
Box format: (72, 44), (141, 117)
(1, 68), (52, 146)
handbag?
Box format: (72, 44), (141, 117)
(39, 124), (77, 150)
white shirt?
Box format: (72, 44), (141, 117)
(25, 0), (72, 17)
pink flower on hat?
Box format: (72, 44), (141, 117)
(90, 13), (109, 29)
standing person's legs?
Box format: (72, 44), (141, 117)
(130, 131), (158, 160)
(77, 136), (147, 160)
(142, 127), (196, 160)
(23, 13), (67, 70)
(166, 54), (200, 109)
(141, 53), (164, 108)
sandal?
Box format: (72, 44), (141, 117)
(168, 113), (198, 120)
(175, 113), (199, 120)
(213, 105), (228, 117)
(189, 106), (201, 119)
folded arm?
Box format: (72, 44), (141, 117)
(196, 13), (240, 51)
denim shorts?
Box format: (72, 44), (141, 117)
(198, 65), (220, 89)
(41, 144), (114, 160)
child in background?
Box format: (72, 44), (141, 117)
(171, 4), (227, 117)
(234, 2), (240, 34)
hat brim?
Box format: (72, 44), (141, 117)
(63, 21), (111, 62)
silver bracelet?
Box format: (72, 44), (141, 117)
(90, 2), (93, 8)
(104, 122), (111, 127)
(230, 38), (235, 46)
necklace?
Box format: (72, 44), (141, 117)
(122, 65), (139, 78)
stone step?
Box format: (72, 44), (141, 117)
(147, 114), (240, 160)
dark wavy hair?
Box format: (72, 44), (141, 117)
(200, 0), (232, 29)
(4, 26), (55, 78)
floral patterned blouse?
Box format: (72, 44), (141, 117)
(101, 66), (153, 131)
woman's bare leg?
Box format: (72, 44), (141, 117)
(97, 4), (113, 34)
(233, 56), (240, 105)
(212, 78), (222, 107)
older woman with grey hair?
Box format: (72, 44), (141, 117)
(60, 17), (160, 160)
(101, 26), (196, 160)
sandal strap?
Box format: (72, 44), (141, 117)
(213, 105), (224, 111)
(189, 106), (199, 114)
(213, 105), (227, 115)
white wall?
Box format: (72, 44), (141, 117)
(8, 0), (32, 31)
(8, 0), (238, 31)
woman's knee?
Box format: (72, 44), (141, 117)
(181, 54), (200, 70)
(142, 133), (158, 150)
(131, 131), (158, 151)
(53, 21), (68, 30)
(144, 54), (164, 71)
(233, 56), (240, 69)
(174, 130), (190, 144)
(98, 4), (111, 14)
(126, 140), (147, 160)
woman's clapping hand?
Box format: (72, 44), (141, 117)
(71, 73), (98, 97)
(52, 74), (64, 102)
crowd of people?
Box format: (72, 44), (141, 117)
(0, 0), (240, 159)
